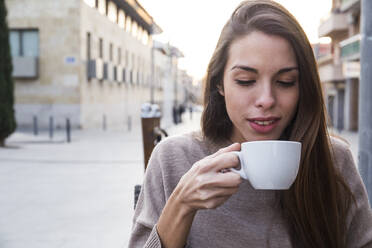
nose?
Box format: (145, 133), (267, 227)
(254, 83), (276, 109)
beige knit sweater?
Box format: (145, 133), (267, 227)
(129, 131), (372, 248)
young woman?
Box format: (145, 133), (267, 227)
(129, 1), (372, 247)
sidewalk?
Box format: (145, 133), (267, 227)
(0, 111), (202, 248)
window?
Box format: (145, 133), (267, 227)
(118, 10), (125, 29)
(99, 38), (103, 59)
(105, 0), (109, 15)
(87, 32), (91, 61)
(142, 30), (149, 45)
(98, 0), (106, 15)
(126, 16), (132, 33)
(132, 21), (138, 37)
(107, 1), (117, 23)
(138, 27), (142, 41)
(10, 29), (39, 57)
(116, 6), (119, 24)
(109, 43), (113, 62)
(87, 32), (92, 81)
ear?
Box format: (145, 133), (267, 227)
(217, 83), (225, 96)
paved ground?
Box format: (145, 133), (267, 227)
(0, 111), (201, 248)
(0, 110), (359, 248)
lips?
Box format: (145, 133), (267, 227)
(247, 117), (280, 133)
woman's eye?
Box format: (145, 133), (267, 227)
(236, 80), (255, 85)
(277, 80), (296, 87)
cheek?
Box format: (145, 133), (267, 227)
(284, 91), (299, 118)
(225, 93), (246, 111)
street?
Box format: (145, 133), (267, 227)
(0, 110), (358, 248)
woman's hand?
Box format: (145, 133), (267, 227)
(157, 143), (242, 248)
(174, 142), (243, 213)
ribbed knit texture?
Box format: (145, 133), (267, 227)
(129, 131), (372, 248)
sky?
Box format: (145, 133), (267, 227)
(139, 0), (332, 80)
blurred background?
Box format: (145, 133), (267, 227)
(0, 0), (365, 247)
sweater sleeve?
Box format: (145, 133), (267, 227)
(333, 140), (372, 247)
(128, 142), (167, 248)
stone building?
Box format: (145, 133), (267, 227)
(6, 0), (185, 130)
(151, 41), (185, 128)
(317, 0), (360, 131)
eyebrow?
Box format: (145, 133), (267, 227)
(231, 65), (299, 75)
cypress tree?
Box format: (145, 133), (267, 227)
(0, 0), (16, 147)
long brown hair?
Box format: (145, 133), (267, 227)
(201, 0), (354, 247)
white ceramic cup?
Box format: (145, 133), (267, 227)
(231, 140), (301, 190)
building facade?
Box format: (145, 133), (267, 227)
(317, 0), (361, 131)
(6, 0), (186, 130)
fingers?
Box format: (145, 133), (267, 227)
(205, 152), (240, 172)
(193, 143), (240, 171)
(205, 143), (241, 172)
(188, 167), (242, 189)
(212, 172), (242, 187)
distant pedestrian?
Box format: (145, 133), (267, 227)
(129, 1), (372, 247)
(178, 104), (185, 123)
(189, 105), (193, 120)
(172, 105), (178, 124)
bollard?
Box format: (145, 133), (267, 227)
(33, 115), (38, 136)
(66, 118), (71, 143)
(49, 116), (54, 139)
(103, 114), (107, 131)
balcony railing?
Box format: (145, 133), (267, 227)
(317, 53), (333, 66)
(318, 12), (348, 38)
(12, 56), (39, 79)
(340, 34), (361, 60)
(341, 0), (360, 12)
(318, 62), (344, 83)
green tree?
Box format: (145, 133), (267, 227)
(0, 0), (16, 147)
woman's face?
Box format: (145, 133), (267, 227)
(220, 31), (299, 143)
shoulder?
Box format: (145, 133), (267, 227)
(329, 136), (360, 185)
(330, 135), (350, 152)
(329, 136), (354, 170)
(329, 135), (352, 160)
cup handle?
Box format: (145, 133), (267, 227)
(230, 151), (248, 180)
